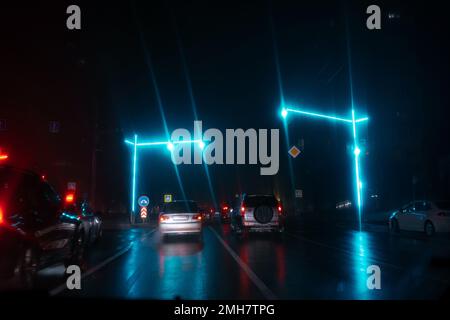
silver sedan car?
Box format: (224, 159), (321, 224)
(389, 200), (450, 236)
(159, 200), (202, 240)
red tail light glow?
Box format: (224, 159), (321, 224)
(65, 193), (75, 204)
(159, 215), (170, 222)
(193, 214), (202, 221)
(240, 206), (246, 215)
(0, 154), (8, 161)
(277, 205), (282, 214)
(0, 206), (4, 224)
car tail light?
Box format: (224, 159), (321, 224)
(277, 205), (283, 215)
(65, 193), (75, 204)
(193, 214), (202, 221)
(240, 206), (246, 215)
(223, 206), (228, 211)
(0, 206), (4, 224)
(0, 154), (8, 161)
(159, 215), (170, 222)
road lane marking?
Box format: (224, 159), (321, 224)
(209, 227), (277, 300)
(49, 228), (157, 296)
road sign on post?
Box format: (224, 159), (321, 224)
(49, 121), (60, 133)
(140, 206), (148, 219)
(164, 194), (173, 203)
(67, 182), (76, 191)
(138, 195), (150, 207)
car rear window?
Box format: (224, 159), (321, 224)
(0, 169), (27, 214)
(435, 201), (450, 210)
(244, 195), (278, 207)
(0, 169), (23, 194)
(163, 201), (198, 213)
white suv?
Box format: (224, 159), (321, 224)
(230, 194), (285, 235)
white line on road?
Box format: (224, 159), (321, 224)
(209, 227), (277, 300)
(49, 228), (157, 296)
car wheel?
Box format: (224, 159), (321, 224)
(425, 221), (435, 237)
(160, 233), (168, 242)
(390, 219), (399, 234)
(94, 227), (102, 244)
(235, 227), (246, 240)
(232, 223), (243, 234)
(17, 247), (39, 290)
(67, 230), (85, 266)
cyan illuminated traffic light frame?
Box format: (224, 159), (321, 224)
(124, 135), (204, 213)
(281, 105), (369, 228)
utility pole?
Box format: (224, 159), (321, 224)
(90, 102), (99, 210)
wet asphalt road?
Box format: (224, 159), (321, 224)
(39, 217), (450, 300)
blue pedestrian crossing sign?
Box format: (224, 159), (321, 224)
(138, 195), (150, 207)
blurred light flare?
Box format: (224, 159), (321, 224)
(125, 136), (205, 213)
(280, 105), (368, 228)
(131, 135), (138, 213)
(65, 193), (75, 204)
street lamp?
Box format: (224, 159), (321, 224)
(280, 105), (369, 229)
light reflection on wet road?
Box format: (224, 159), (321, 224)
(49, 220), (450, 299)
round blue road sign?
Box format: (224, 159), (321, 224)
(138, 195), (150, 207)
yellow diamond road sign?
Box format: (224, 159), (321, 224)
(288, 146), (301, 158)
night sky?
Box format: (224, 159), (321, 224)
(2, 1), (450, 213)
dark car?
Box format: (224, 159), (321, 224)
(198, 205), (215, 223)
(65, 200), (102, 246)
(0, 166), (85, 290)
(220, 204), (232, 223)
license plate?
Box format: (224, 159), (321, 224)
(173, 216), (188, 221)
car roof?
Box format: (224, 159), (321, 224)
(0, 165), (41, 179)
(244, 194), (276, 198)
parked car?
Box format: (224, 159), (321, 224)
(199, 206), (214, 223)
(0, 166), (85, 290)
(389, 200), (450, 236)
(220, 204), (232, 223)
(159, 200), (202, 240)
(230, 194), (285, 236)
(64, 200), (102, 246)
